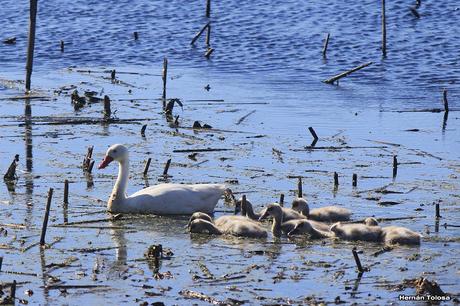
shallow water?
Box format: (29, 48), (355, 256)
(0, 0), (459, 305)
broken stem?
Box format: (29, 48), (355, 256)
(352, 247), (364, 273)
(40, 188), (54, 246)
(323, 62), (373, 84)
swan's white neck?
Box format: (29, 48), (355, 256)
(108, 158), (129, 211)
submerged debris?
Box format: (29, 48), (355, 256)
(2, 37), (16, 44)
(103, 95), (112, 118)
(192, 121), (213, 129)
(141, 124), (147, 136)
(414, 277), (445, 296)
(71, 90), (86, 110)
(179, 289), (239, 305)
(193, 121), (202, 129)
(164, 98), (183, 115)
(82, 146), (94, 173)
(3, 154), (19, 180)
(145, 245), (163, 260)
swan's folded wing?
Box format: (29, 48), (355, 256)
(128, 183), (226, 215)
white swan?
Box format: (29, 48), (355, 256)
(291, 198), (351, 222)
(98, 144), (226, 214)
(189, 218), (267, 238)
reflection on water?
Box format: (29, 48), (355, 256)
(39, 247), (50, 305)
(351, 272), (363, 298)
(24, 99), (34, 227)
(86, 174), (94, 189)
(25, 99), (33, 172)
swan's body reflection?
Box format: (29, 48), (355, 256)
(24, 99), (34, 227)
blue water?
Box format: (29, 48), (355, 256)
(0, 1), (459, 305)
(1, 0), (459, 106)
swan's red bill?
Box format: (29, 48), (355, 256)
(98, 155), (114, 169)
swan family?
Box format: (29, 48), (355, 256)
(98, 144), (225, 214)
(99, 144), (422, 246)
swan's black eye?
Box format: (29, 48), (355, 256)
(113, 149), (117, 153)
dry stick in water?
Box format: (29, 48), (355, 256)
(410, 7), (420, 18)
(205, 48), (214, 58)
(63, 180), (69, 224)
(11, 280), (16, 301)
(0, 256), (3, 272)
(393, 155), (398, 177)
(3, 154), (19, 180)
(133, 31), (138, 40)
(297, 177), (303, 198)
(435, 203), (441, 219)
(173, 148), (232, 153)
(111, 70), (116, 81)
(205, 24), (211, 47)
(443, 89), (449, 112)
(308, 127), (319, 141)
(163, 159), (172, 176)
(190, 22), (210, 45)
(88, 161), (95, 174)
(236, 110), (256, 125)
(442, 111), (448, 131)
(141, 124), (147, 137)
(40, 188), (54, 246)
(25, 0), (38, 92)
(322, 33), (330, 57)
(334, 172), (339, 187)
(3, 37), (16, 44)
(60, 40), (64, 52)
(103, 95), (111, 118)
(382, 0), (386, 56)
(206, 0), (211, 18)
(352, 173), (357, 187)
(352, 247), (364, 273)
(279, 194), (284, 207)
(143, 158), (152, 176)
(323, 62), (373, 85)
(64, 179), (69, 204)
(83, 146), (94, 171)
(162, 58), (168, 108)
